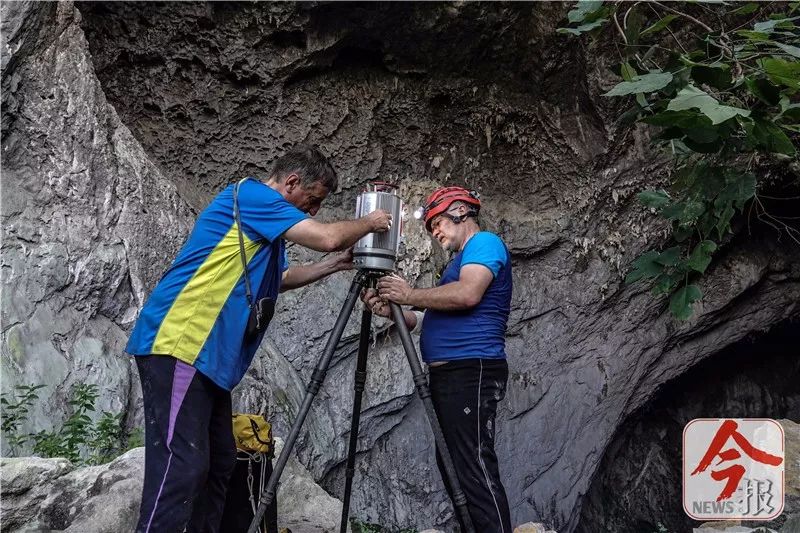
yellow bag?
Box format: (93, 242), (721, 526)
(232, 413), (272, 455)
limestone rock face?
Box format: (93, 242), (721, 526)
(0, 444), (344, 533)
(2, 2), (799, 532)
(0, 1), (194, 446)
(0, 448), (144, 532)
(579, 325), (800, 532)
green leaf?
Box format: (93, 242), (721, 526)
(652, 272), (682, 296)
(779, 101), (800, 121)
(691, 65), (733, 89)
(683, 138), (723, 153)
(685, 124), (720, 144)
(669, 284), (703, 320)
(729, 3), (761, 15)
(775, 42), (800, 58)
(750, 118), (797, 155)
(638, 189), (671, 209)
(697, 212), (718, 239)
(662, 198), (706, 224)
(656, 246), (682, 266)
(762, 58), (800, 89)
(557, 19), (608, 35)
(625, 250), (664, 284)
(673, 224), (694, 243)
(604, 71), (674, 96)
(640, 14), (678, 37)
(642, 110), (704, 127)
(715, 204), (736, 238)
(745, 77), (782, 105)
(753, 17), (799, 33)
(687, 240), (717, 273)
(568, 1), (604, 23)
(715, 172), (757, 211)
(621, 61), (637, 81)
(667, 85), (750, 125)
(736, 30), (771, 41)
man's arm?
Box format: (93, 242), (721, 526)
(376, 265), (494, 311)
(283, 210), (391, 252)
(280, 250), (352, 292)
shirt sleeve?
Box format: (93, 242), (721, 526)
(460, 232), (508, 279)
(236, 178), (308, 243)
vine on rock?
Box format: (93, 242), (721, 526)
(560, 1), (799, 319)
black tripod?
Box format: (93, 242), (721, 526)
(247, 270), (475, 533)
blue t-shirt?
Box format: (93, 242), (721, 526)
(126, 178), (307, 390)
(419, 231), (512, 363)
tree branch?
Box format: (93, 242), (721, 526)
(651, 1), (714, 33)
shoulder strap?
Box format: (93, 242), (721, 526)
(234, 179), (255, 312)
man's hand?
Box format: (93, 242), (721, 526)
(325, 248), (354, 272)
(377, 273), (413, 305)
(364, 209), (393, 232)
(360, 288), (391, 318)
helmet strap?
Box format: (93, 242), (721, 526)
(447, 209), (478, 225)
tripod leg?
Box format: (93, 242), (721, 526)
(388, 302), (476, 533)
(339, 306), (372, 533)
(247, 274), (366, 533)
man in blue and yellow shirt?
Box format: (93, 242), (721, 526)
(363, 186), (513, 532)
(127, 145), (391, 533)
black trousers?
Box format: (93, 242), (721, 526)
(135, 355), (237, 533)
(429, 358), (512, 533)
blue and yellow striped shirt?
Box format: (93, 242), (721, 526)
(126, 178), (307, 390)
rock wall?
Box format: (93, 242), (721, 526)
(2, 2), (799, 531)
(578, 323), (800, 533)
(0, 2), (193, 446)
(0, 439), (343, 532)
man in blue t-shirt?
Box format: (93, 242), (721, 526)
(362, 186), (513, 532)
(128, 145), (392, 533)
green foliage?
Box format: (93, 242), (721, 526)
(558, 1), (612, 35)
(560, 1), (799, 319)
(603, 71), (673, 96)
(1, 383), (137, 466)
(1, 384), (45, 454)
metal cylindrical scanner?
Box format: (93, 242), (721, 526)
(353, 182), (403, 272)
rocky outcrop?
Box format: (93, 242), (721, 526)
(0, 449), (144, 532)
(0, 442), (345, 533)
(0, 1), (194, 446)
(578, 323), (800, 533)
(2, 2), (799, 532)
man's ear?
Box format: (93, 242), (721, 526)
(284, 173), (300, 191)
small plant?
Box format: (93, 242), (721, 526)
(87, 411), (127, 465)
(2, 382), (138, 465)
(1, 384), (45, 454)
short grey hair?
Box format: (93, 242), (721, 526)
(270, 144), (338, 191)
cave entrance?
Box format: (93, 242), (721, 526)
(577, 319), (799, 533)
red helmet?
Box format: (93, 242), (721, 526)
(420, 186), (481, 232)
